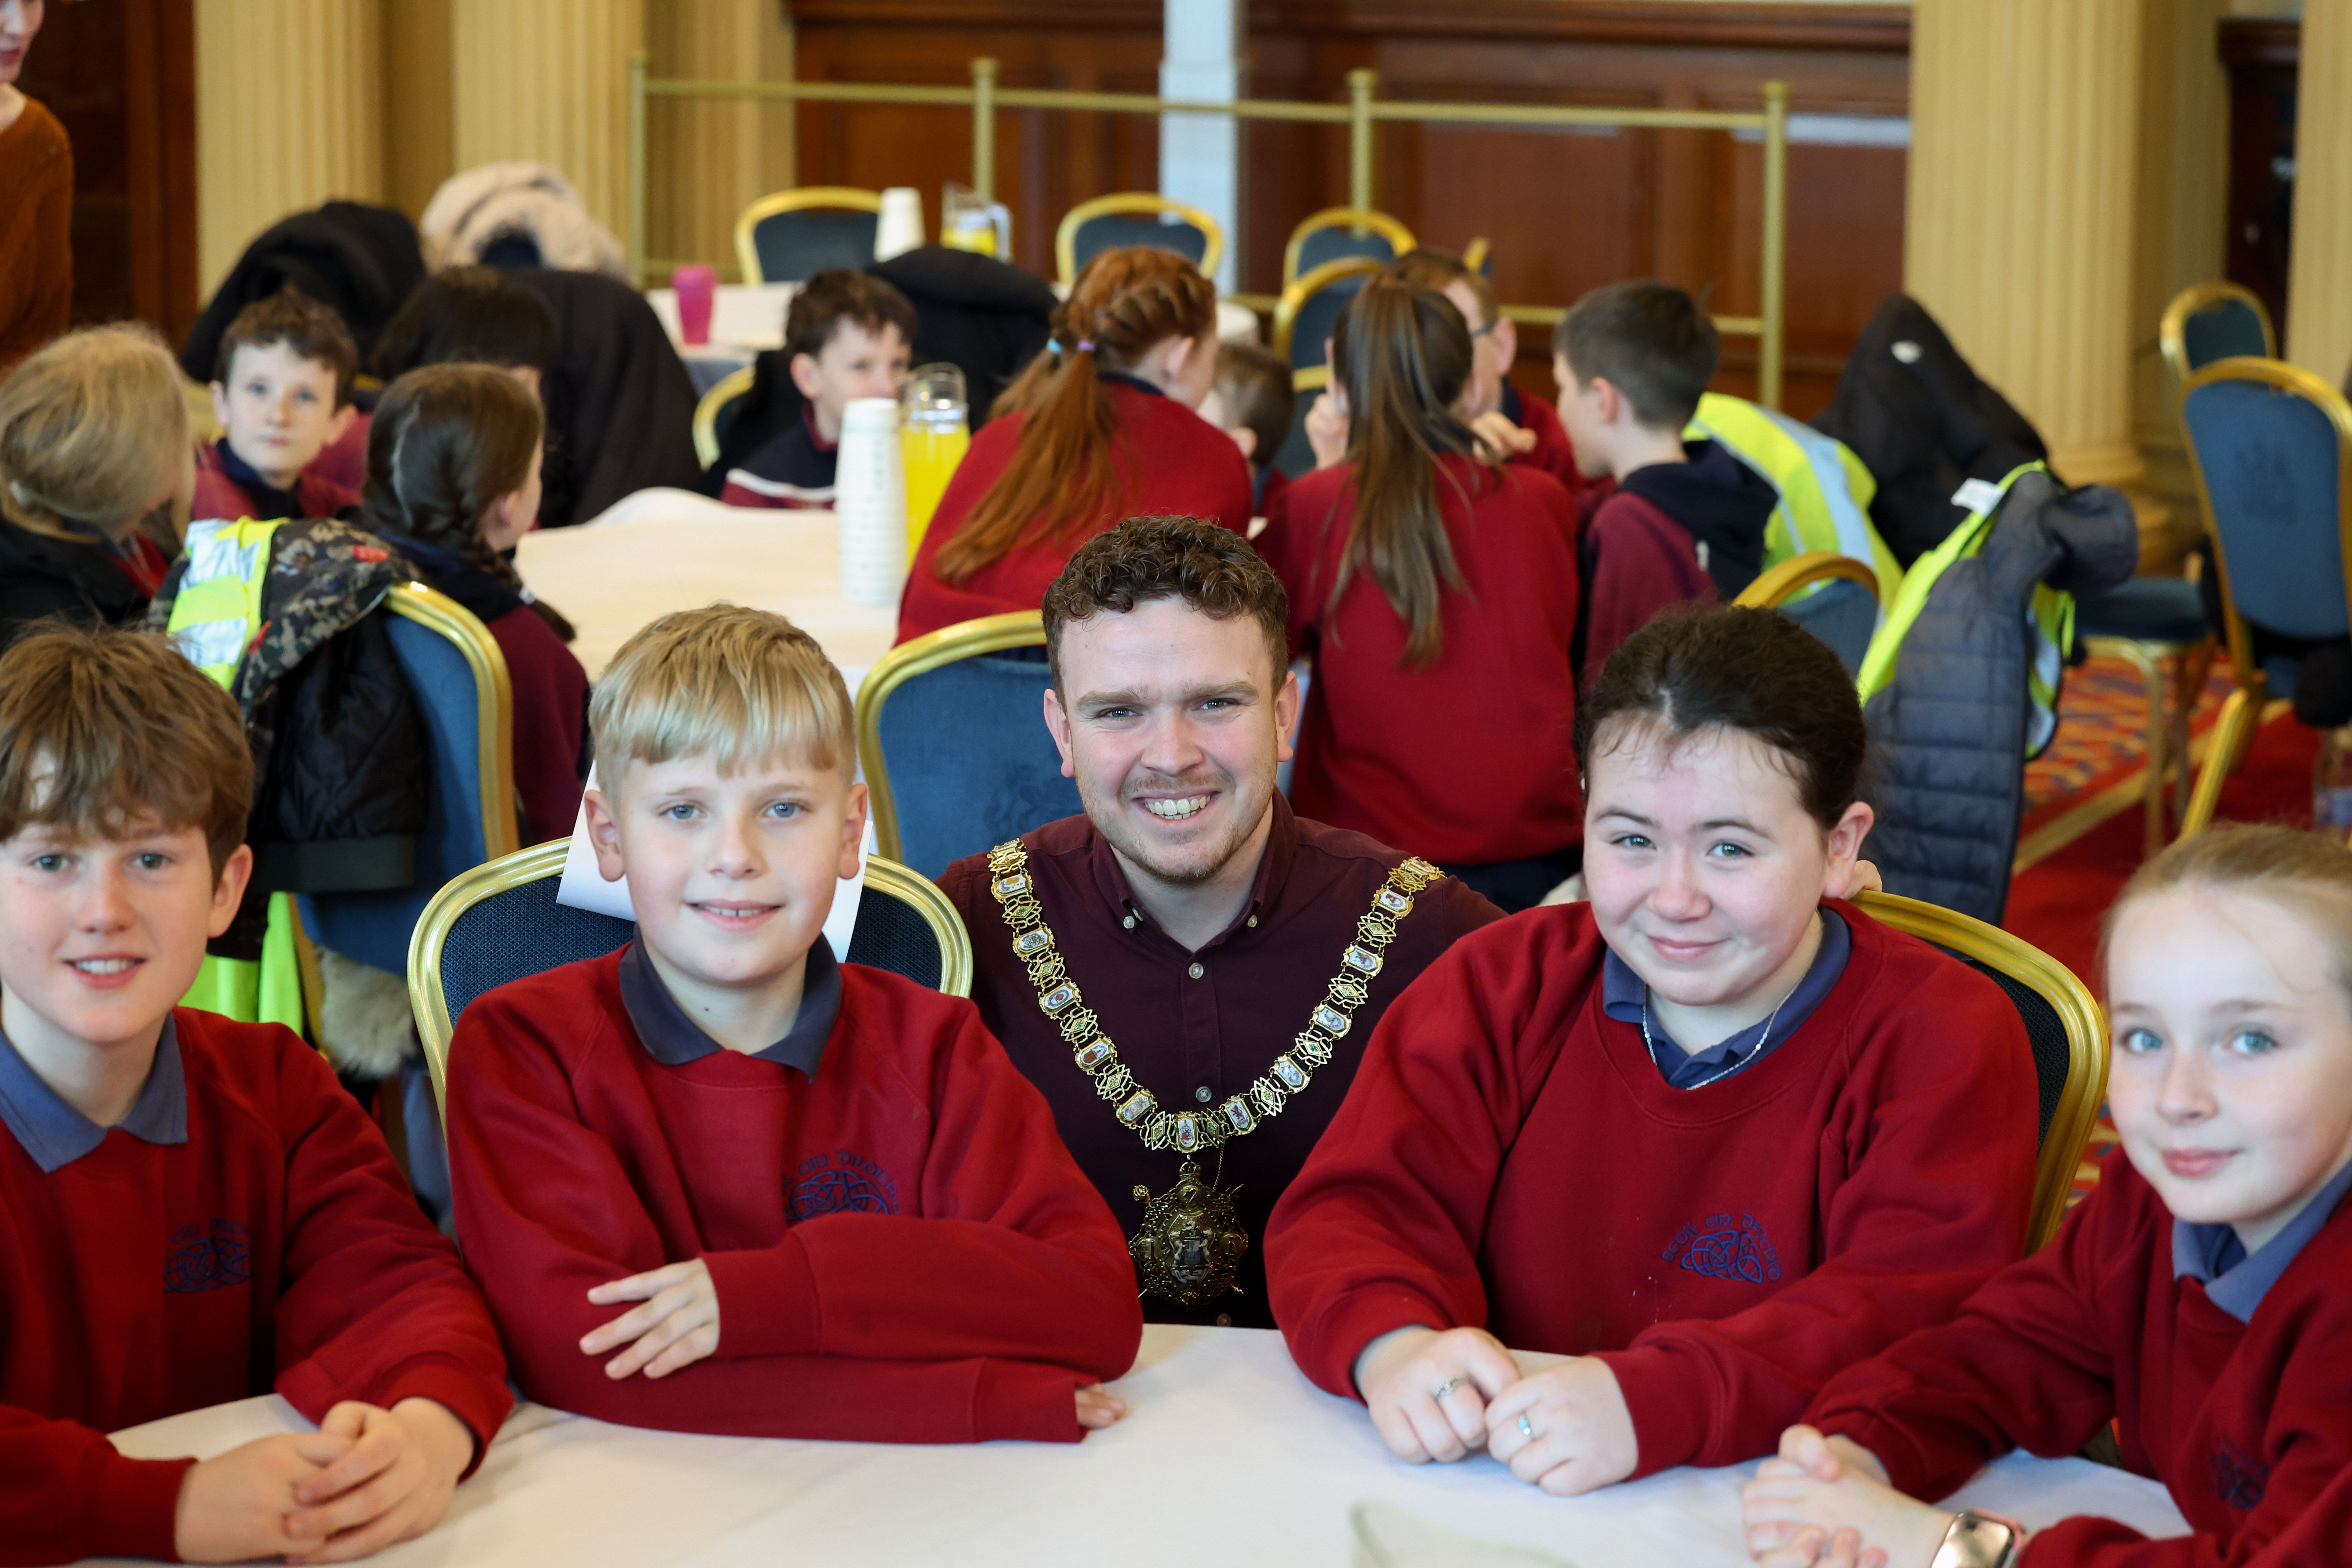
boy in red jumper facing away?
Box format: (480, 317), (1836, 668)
(1266, 605), (2038, 1497)
(1554, 281), (1779, 676)
(194, 289), (362, 524)
(445, 604), (1143, 1444)
(1743, 824), (2352, 1568)
(0, 624), (510, 1567)
(719, 269), (916, 510)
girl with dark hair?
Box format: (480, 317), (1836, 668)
(896, 246), (1254, 642)
(361, 363), (587, 844)
(1267, 605), (2039, 1501)
(1257, 278), (1583, 913)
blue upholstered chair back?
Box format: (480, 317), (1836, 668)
(2180, 298), (2272, 374)
(1284, 272), (1371, 372)
(1069, 213), (1210, 278)
(1274, 371), (1325, 480)
(299, 610), (495, 974)
(1779, 577), (1878, 677)
(433, 871), (949, 1033)
(874, 652), (1081, 880)
(2185, 375), (2349, 648)
(1293, 225), (1400, 281)
(751, 209), (879, 284)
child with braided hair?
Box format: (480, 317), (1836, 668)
(359, 364), (588, 845)
(897, 246), (1253, 641)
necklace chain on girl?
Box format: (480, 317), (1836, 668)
(1639, 975), (1808, 1093)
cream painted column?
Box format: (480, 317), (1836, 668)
(1906, 0), (2146, 490)
(647, 0), (794, 276)
(2287, 0), (2352, 382)
(452, 0), (645, 239)
(194, 0), (384, 298)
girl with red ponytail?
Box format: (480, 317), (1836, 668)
(896, 247), (1254, 642)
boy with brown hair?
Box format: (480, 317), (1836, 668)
(445, 604), (1142, 1443)
(0, 623), (509, 1566)
(1200, 340), (1296, 517)
(721, 269), (918, 510)
(1553, 279), (1778, 674)
(195, 287), (363, 524)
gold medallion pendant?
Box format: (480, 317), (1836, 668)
(1128, 1161), (1249, 1307)
(986, 840), (1439, 1308)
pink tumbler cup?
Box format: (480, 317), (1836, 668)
(673, 265), (717, 346)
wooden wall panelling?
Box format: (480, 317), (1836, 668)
(786, 2), (1909, 418)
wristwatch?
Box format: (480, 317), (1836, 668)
(1931, 1510), (2025, 1568)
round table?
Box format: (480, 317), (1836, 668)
(87, 1325), (2186, 1568)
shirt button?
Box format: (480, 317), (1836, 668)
(1187, 962), (1205, 979)
(1194, 1085), (1212, 1103)
(1123, 914), (1136, 929)
(1214, 1313), (1233, 1327)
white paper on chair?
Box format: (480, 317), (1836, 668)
(554, 764), (867, 962)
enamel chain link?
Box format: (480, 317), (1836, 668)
(984, 840), (1441, 1156)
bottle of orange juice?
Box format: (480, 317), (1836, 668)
(901, 363), (970, 560)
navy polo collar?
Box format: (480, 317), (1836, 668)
(1602, 910), (1850, 1090)
(1097, 370), (1168, 399)
(213, 438), (305, 521)
(616, 938), (840, 1076)
(2174, 1155), (2352, 1323)
(0, 1015), (189, 1173)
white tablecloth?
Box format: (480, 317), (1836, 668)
(91, 1326), (2185, 1568)
(515, 493), (897, 684)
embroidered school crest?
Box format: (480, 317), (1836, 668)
(164, 1220), (252, 1293)
(2209, 1437), (2269, 1510)
(789, 1150), (901, 1220)
(1661, 1212), (1782, 1284)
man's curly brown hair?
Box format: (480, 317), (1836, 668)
(1040, 515), (1289, 691)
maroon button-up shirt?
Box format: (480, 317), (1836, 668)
(939, 794), (1503, 1327)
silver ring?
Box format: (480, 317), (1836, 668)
(1516, 1414), (1535, 1439)
(1430, 1376), (1465, 1400)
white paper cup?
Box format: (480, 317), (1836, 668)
(875, 188), (925, 262)
(836, 397), (908, 607)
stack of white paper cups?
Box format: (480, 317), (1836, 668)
(875, 188), (925, 261)
(835, 397), (907, 607)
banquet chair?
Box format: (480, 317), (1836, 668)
(2177, 357), (2352, 838)
(1282, 208), (1416, 288)
(2074, 582), (2216, 858)
(2158, 281), (2275, 385)
(857, 611), (1081, 880)
(294, 583), (517, 1216)
(1272, 364), (1328, 480)
(1056, 194), (1222, 287)
(1273, 256), (1388, 371)
(691, 365), (757, 468)
(734, 187), (883, 285)
(1854, 889), (2107, 1251)
(407, 839), (973, 1126)
(1732, 551), (1881, 677)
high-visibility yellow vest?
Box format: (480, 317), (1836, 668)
(1855, 463), (2076, 759)
(165, 518), (305, 1034)
(1687, 392), (1904, 610)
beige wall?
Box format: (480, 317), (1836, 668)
(2287, 0), (2352, 383)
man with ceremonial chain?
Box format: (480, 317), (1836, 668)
(938, 516), (1504, 1328)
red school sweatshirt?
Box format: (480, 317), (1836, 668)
(1265, 901), (2038, 1478)
(0, 1011), (512, 1566)
(1810, 1152), (2352, 1568)
(896, 378), (1254, 642)
(1577, 486), (1718, 676)
(1260, 454), (1584, 865)
(445, 950), (1145, 1445)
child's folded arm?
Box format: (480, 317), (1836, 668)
(701, 999), (1142, 1378)
(0, 1405), (195, 1566)
(258, 1026), (513, 1466)
(1593, 974), (2045, 1476)
(2014, 1452), (2352, 1568)
(1265, 929), (1553, 1399)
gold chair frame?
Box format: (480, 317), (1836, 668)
(733, 186), (884, 286)
(2158, 281), (2276, 387)
(1731, 550), (1882, 611)
(1461, 236), (1492, 275)
(1272, 256), (1390, 365)
(1280, 207), (1417, 288)
(2177, 357), (2352, 838)
(691, 365), (757, 469)
(1854, 889), (2109, 1252)
(294, 582), (517, 1059)
(407, 840), (973, 1127)
(854, 611), (1049, 864)
(1055, 193), (1224, 288)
